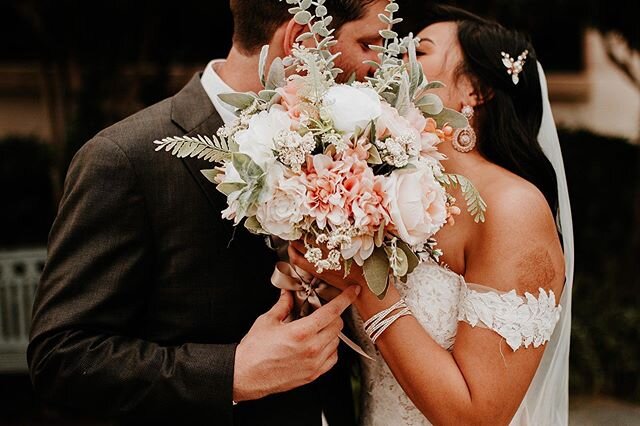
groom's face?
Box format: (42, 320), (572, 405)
(331, 0), (387, 82)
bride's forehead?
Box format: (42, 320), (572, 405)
(417, 22), (459, 47)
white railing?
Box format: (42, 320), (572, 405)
(0, 248), (46, 372)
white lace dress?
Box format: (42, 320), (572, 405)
(350, 261), (562, 426)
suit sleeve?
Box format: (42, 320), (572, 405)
(28, 136), (237, 422)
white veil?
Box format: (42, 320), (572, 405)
(511, 62), (575, 425)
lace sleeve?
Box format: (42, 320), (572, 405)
(457, 283), (562, 351)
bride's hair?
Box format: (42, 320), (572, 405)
(400, 5), (559, 215)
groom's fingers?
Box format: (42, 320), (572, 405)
(316, 348), (340, 378)
(298, 285), (360, 334)
(266, 289), (294, 322)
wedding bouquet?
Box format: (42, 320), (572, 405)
(154, 0), (486, 299)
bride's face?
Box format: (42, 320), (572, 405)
(413, 22), (473, 111)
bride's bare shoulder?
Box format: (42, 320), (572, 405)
(465, 166), (565, 295)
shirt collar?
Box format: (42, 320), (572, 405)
(200, 59), (238, 125)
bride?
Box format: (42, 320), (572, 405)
(289, 5), (574, 425)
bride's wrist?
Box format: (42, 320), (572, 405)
(355, 284), (403, 322)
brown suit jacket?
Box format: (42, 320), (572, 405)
(28, 73), (356, 425)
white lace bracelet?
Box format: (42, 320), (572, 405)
(363, 299), (412, 344)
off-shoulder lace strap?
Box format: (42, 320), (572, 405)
(457, 283), (562, 351)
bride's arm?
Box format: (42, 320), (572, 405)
(290, 188), (565, 425)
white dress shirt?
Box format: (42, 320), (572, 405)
(200, 59), (239, 125)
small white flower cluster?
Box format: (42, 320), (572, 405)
(322, 131), (349, 154)
(305, 226), (358, 272)
(217, 100), (261, 141)
(304, 247), (342, 272)
(274, 130), (316, 172)
(376, 133), (418, 168)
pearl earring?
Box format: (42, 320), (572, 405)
(452, 105), (476, 153)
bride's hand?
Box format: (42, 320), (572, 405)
(287, 241), (366, 292)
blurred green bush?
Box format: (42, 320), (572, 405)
(560, 129), (640, 402)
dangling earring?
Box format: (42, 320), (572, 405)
(452, 105), (476, 153)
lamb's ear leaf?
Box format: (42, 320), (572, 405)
(397, 241), (420, 275)
(431, 107), (469, 129)
(363, 247), (390, 299)
(259, 45), (269, 87)
(244, 216), (268, 235)
(201, 168), (221, 183)
(218, 92), (256, 110)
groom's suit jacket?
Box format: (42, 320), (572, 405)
(28, 73), (356, 425)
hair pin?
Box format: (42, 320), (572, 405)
(501, 50), (529, 85)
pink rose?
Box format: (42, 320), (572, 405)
(376, 102), (421, 142)
(276, 78), (318, 127)
(383, 166), (448, 246)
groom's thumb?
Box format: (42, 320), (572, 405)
(268, 289), (293, 322)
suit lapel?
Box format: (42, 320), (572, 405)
(171, 72), (227, 213)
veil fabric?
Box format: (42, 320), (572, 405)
(511, 62), (575, 425)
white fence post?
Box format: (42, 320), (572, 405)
(0, 248), (46, 373)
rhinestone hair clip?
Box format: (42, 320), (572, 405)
(501, 49), (529, 85)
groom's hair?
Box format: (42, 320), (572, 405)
(230, 0), (377, 54)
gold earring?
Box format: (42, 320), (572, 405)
(452, 105), (476, 153)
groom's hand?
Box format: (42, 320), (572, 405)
(232, 285), (360, 402)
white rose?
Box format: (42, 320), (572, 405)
(322, 84), (382, 133)
(256, 166), (308, 240)
(383, 166), (448, 246)
(235, 106), (292, 170)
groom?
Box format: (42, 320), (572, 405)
(28, 0), (387, 424)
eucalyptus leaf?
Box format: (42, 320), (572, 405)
(378, 13), (392, 24)
(294, 10), (312, 25)
(315, 5), (327, 17)
(379, 29), (398, 40)
(385, 3), (399, 12)
(296, 32), (314, 42)
(363, 247), (390, 299)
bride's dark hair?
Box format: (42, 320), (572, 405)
(400, 5), (559, 215)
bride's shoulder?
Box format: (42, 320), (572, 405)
(465, 166), (564, 295)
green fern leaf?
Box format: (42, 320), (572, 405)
(153, 135), (233, 164)
(441, 173), (488, 223)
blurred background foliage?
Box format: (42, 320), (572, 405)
(0, 0), (638, 410)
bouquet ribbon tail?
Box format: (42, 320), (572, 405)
(271, 261), (373, 360)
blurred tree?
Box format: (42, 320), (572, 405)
(3, 0), (233, 201)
